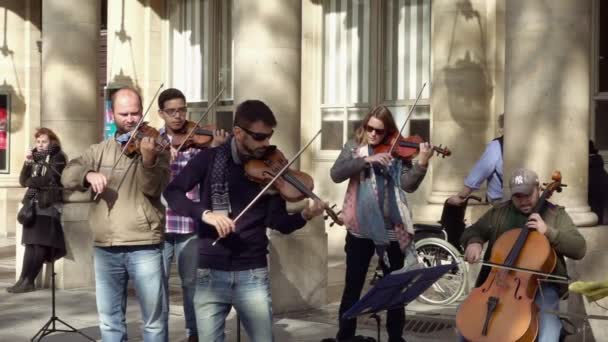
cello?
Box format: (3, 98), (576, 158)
(456, 171), (565, 342)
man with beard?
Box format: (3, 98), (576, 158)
(157, 88), (228, 342)
(163, 99), (326, 341)
(62, 87), (170, 341)
(459, 168), (586, 342)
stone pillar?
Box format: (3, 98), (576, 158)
(503, 0), (596, 226)
(233, 0), (327, 313)
(15, 0), (101, 288)
(425, 0), (498, 221)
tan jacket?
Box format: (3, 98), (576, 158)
(61, 139), (170, 246)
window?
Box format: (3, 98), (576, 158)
(321, 0), (431, 151)
(0, 93), (9, 173)
(168, 0), (233, 129)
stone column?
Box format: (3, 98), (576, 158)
(16, 0), (101, 288)
(503, 0), (596, 226)
(425, 0), (498, 221)
(233, 0), (327, 313)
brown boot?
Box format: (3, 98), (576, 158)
(11, 279), (35, 293)
(6, 278), (25, 293)
(187, 335), (198, 342)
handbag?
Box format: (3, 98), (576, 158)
(17, 198), (36, 226)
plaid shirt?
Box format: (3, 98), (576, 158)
(161, 128), (201, 234)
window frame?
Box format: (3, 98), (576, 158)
(315, 0), (432, 160)
(166, 0), (234, 128)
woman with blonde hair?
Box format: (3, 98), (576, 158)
(327, 105), (433, 342)
(8, 127), (66, 293)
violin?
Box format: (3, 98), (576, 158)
(171, 121), (217, 150)
(119, 122), (171, 156)
(244, 146), (344, 227)
(456, 171), (565, 342)
(374, 133), (451, 159)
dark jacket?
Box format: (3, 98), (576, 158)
(163, 141), (307, 271)
(19, 149), (67, 258)
(588, 153), (608, 224)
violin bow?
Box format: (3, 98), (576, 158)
(212, 129), (322, 246)
(174, 85), (225, 152)
(94, 83), (164, 200)
(388, 82), (427, 155)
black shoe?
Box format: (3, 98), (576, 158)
(6, 278), (25, 293)
(320, 339), (336, 342)
(11, 280), (35, 293)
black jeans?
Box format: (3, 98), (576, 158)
(337, 232), (406, 342)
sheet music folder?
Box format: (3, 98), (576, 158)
(343, 263), (458, 320)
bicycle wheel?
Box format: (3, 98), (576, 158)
(415, 237), (467, 305)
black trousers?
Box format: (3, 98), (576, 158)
(19, 244), (52, 283)
(337, 233), (406, 342)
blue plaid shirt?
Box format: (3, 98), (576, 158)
(160, 127), (201, 234)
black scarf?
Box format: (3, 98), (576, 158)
(24, 143), (61, 200)
(210, 141), (232, 214)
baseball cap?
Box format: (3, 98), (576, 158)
(509, 168), (539, 196)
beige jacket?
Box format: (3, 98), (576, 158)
(61, 138), (170, 246)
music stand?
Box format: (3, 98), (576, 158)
(343, 263), (459, 342)
(30, 245), (95, 341)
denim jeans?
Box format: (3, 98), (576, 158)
(194, 267), (273, 342)
(94, 245), (168, 342)
(457, 284), (562, 342)
(162, 233), (198, 337)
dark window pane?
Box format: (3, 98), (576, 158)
(600, 1), (608, 92)
(410, 119), (430, 142)
(595, 101), (608, 150)
(216, 111), (233, 131)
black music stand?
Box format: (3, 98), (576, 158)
(343, 263), (458, 342)
(30, 247), (95, 341)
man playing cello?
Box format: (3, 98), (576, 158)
(459, 168), (586, 342)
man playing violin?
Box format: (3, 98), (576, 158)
(459, 168), (586, 342)
(328, 105), (432, 342)
(163, 99), (325, 341)
(61, 87), (171, 341)
(157, 88), (228, 342)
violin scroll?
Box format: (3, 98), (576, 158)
(324, 204), (344, 227)
(541, 170), (567, 198)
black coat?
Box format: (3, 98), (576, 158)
(589, 153), (608, 225)
(19, 151), (66, 260)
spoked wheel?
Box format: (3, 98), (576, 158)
(415, 237), (467, 305)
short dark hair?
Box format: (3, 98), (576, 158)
(111, 87), (143, 112)
(158, 88), (186, 110)
(234, 100), (277, 129)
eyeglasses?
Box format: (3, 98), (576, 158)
(161, 107), (188, 117)
(365, 125), (386, 136)
(239, 126), (274, 141)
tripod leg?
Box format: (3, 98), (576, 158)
(54, 317), (96, 341)
(30, 318), (54, 342)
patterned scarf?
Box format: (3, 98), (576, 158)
(24, 143), (61, 200)
(210, 140), (233, 215)
(340, 144), (417, 269)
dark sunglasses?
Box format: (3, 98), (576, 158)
(365, 125), (386, 136)
(239, 126), (274, 141)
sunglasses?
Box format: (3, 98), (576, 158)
(239, 126), (274, 141)
(365, 125), (386, 136)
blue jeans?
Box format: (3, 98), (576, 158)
(458, 284), (562, 342)
(162, 233), (198, 337)
(94, 245), (168, 342)
(194, 268), (273, 342)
